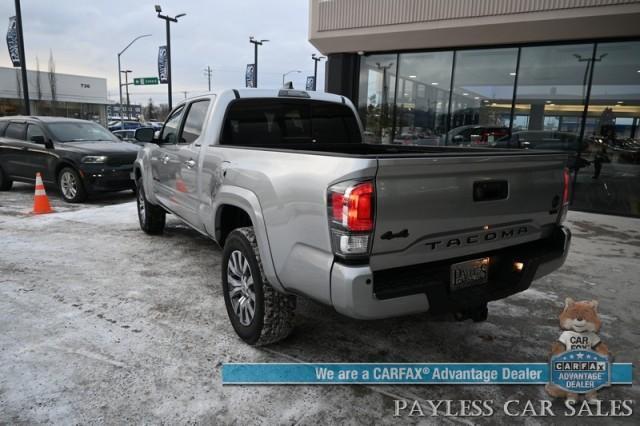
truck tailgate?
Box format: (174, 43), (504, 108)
(370, 152), (567, 271)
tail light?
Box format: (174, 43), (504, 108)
(562, 167), (570, 206)
(328, 180), (375, 258)
(558, 167), (571, 223)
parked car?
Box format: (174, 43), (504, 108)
(133, 89), (571, 346)
(112, 129), (136, 142)
(113, 128), (155, 146)
(447, 125), (509, 146)
(108, 120), (142, 132)
(0, 116), (140, 202)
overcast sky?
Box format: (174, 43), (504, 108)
(0, 0), (324, 105)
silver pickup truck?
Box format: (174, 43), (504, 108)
(133, 89), (571, 346)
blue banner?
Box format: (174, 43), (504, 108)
(306, 76), (315, 91)
(157, 46), (168, 84)
(245, 64), (255, 88)
(6, 16), (20, 67)
(222, 363), (633, 385)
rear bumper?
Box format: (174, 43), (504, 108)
(330, 225), (571, 320)
(80, 164), (135, 193)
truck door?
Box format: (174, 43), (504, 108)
(170, 99), (211, 230)
(151, 105), (185, 207)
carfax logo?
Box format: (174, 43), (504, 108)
(550, 350), (610, 394)
(545, 298), (612, 403)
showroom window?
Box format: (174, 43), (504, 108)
(572, 41), (640, 216)
(509, 44), (593, 150)
(394, 51), (453, 146)
(448, 48), (518, 146)
(357, 54), (397, 144)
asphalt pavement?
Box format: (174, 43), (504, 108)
(0, 183), (638, 424)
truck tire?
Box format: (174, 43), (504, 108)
(58, 167), (87, 202)
(222, 227), (295, 346)
(0, 165), (12, 191)
(136, 177), (166, 234)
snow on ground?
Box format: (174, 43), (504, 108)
(0, 190), (639, 424)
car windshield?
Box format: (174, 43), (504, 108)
(48, 122), (118, 142)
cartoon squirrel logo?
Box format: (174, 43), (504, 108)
(545, 298), (611, 403)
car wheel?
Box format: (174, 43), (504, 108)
(222, 227), (296, 346)
(58, 167), (87, 203)
(0, 165), (13, 191)
(136, 177), (165, 234)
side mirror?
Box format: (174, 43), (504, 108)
(32, 135), (54, 149)
(135, 127), (155, 143)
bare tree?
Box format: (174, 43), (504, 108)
(48, 49), (57, 114)
(143, 98), (158, 121)
(35, 56), (42, 101)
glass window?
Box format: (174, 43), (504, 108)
(5, 122), (26, 140)
(509, 44), (593, 152)
(160, 105), (185, 144)
(48, 122), (117, 142)
(573, 41), (640, 217)
(0, 121), (8, 136)
(311, 102), (362, 143)
(221, 99), (361, 146)
(26, 124), (45, 142)
(181, 100), (210, 144)
(357, 54), (397, 144)
(394, 51), (453, 146)
(449, 48), (518, 146)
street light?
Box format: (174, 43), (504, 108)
(311, 54), (325, 91)
(282, 70), (301, 87)
(118, 34), (151, 129)
(156, 5), (186, 110)
(249, 36), (269, 88)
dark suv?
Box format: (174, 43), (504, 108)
(0, 116), (140, 202)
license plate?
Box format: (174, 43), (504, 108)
(450, 257), (489, 291)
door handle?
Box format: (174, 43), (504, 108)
(184, 159), (196, 169)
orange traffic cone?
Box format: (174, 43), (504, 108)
(32, 172), (54, 214)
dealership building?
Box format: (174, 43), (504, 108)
(0, 67), (109, 123)
(309, 0), (640, 217)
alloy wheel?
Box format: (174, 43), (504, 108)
(227, 250), (256, 326)
(60, 171), (78, 200)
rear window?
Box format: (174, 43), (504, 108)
(221, 99), (361, 146)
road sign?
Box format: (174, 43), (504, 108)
(133, 77), (159, 85)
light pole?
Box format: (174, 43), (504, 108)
(14, 0), (30, 115)
(118, 34), (151, 128)
(249, 36), (268, 88)
(311, 54), (325, 91)
(156, 5), (185, 110)
(282, 70), (301, 87)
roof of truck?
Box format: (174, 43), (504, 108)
(181, 88), (348, 105)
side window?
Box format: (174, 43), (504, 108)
(159, 105), (185, 144)
(0, 121), (8, 136)
(26, 124), (45, 142)
(181, 100), (210, 144)
(5, 122), (26, 140)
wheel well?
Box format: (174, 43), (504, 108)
(217, 205), (253, 246)
(55, 162), (76, 181)
(134, 167), (142, 182)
